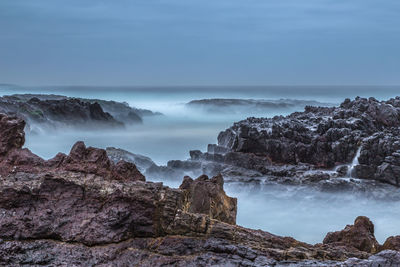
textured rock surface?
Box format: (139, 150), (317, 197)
(217, 97), (400, 168)
(106, 147), (156, 172)
(144, 97), (400, 195)
(323, 216), (379, 253)
(0, 95), (123, 130)
(381, 235), (400, 251)
(0, 94), (161, 124)
(1, 113), (400, 266)
(180, 174), (237, 225)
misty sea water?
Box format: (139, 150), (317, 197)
(2, 85), (400, 244)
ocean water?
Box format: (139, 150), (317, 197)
(1, 85), (400, 244)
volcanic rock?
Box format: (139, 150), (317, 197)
(323, 216), (380, 253)
(1, 113), (400, 266)
(179, 174), (237, 225)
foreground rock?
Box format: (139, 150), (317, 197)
(1, 113), (400, 266)
(323, 216), (379, 253)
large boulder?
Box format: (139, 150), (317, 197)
(382, 236), (400, 251)
(323, 216), (380, 253)
(0, 114), (25, 155)
(179, 174), (237, 225)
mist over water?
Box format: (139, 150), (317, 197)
(3, 85), (400, 244)
(225, 184), (400, 244)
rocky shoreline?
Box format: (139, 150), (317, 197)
(1, 105), (400, 265)
(127, 97), (400, 198)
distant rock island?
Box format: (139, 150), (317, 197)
(0, 94), (161, 131)
(186, 98), (334, 114)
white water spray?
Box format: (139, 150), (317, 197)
(347, 147), (362, 178)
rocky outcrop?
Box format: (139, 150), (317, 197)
(147, 97), (400, 195)
(180, 174), (237, 225)
(0, 95), (123, 130)
(0, 114), (25, 155)
(323, 216), (379, 253)
(217, 97), (400, 168)
(1, 113), (400, 266)
(381, 236), (400, 251)
(106, 147), (156, 172)
(7, 93), (162, 123)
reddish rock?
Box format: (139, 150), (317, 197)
(323, 216), (379, 253)
(180, 174), (237, 225)
(382, 235), (400, 251)
(0, 114), (25, 155)
(0, 113), (400, 266)
(0, 114), (144, 182)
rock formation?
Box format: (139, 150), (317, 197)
(145, 97), (400, 195)
(1, 113), (400, 266)
(186, 98), (333, 114)
(0, 94), (161, 131)
(323, 216), (379, 253)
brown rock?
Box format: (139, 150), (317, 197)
(0, 114), (25, 155)
(381, 235), (400, 251)
(180, 174), (237, 225)
(323, 216), (379, 253)
(0, 113), (399, 266)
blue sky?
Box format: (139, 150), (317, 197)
(0, 0), (399, 85)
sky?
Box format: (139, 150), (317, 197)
(0, 0), (399, 86)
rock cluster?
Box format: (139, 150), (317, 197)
(147, 97), (400, 195)
(0, 115), (400, 266)
(1, 114), (400, 265)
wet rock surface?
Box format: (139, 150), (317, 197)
(1, 113), (400, 266)
(142, 97), (400, 196)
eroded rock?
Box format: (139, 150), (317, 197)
(0, 113), (400, 266)
(323, 216), (379, 253)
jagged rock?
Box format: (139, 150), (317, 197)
(0, 95), (127, 131)
(0, 114), (25, 155)
(180, 174), (237, 225)
(217, 97), (400, 168)
(1, 113), (400, 266)
(323, 216), (379, 253)
(382, 236), (400, 251)
(160, 97), (400, 193)
(106, 147), (155, 172)
(3, 94), (162, 126)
